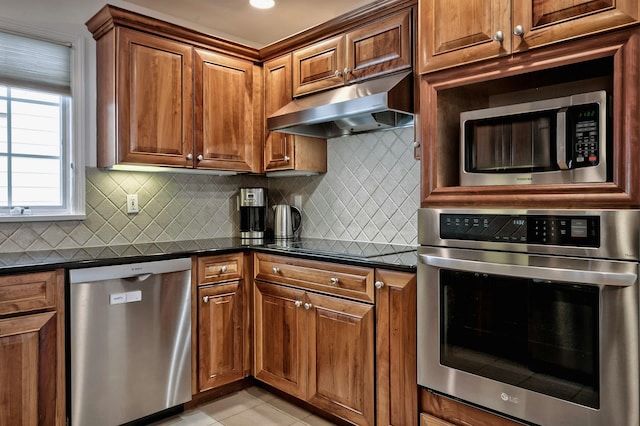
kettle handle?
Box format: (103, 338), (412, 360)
(291, 206), (302, 233)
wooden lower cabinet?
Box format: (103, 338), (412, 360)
(0, 269), (65, 425)
(198, 281), (244, 391)
(254, 280), (375, 425)
(194, 253), (249, 394)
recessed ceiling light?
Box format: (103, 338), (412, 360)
(250, 0), (275, 9)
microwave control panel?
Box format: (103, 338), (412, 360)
(440, 214), (600, 247)
(567, 103), (600, 168)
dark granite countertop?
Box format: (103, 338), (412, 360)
(0, 238), (417, 274)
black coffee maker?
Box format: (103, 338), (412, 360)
(239, 188), (267, 240)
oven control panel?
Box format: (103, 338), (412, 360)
(440, 214), (600, 247)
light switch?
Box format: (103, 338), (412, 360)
(127, 194), (139, 214)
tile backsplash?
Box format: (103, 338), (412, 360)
(0, 127), (418, 253)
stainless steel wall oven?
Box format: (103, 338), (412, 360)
(417, 209), (640, 426)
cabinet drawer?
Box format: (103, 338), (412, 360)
(254, 253), (374, 303)
(197, 253), (243, 285)
(0, 270), (60, 316)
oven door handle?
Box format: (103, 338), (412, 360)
(419, 254), (637, 287)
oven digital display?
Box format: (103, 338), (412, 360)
(440, 214), (600, 247)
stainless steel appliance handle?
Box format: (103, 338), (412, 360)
(419, 254), (637, 287)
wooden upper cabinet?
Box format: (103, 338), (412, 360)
(419, 0), (511, 73)
(293, 8), (413, 96)
(113, 28), (193, 167)
(419, 0), (640, 73)
(513, 0), (640, 51)
(293, 35), (345, 97)
(194, 49), (260, 172)
(263, 55), (327, 174)
(345, 8), (413, 83)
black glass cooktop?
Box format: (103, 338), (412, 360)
(265, 238), (416, 259)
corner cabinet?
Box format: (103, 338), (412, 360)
(292, 8), (413, 96)
(419, 0), (640, 73)
(194, 253), (250, 393)
(86, 5), (262, 173)
(0, 270), (65, 425)
(263, 55), (327, 175)
(253, 252), (417, 426)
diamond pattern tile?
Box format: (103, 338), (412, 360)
(0, 127), (419, 253)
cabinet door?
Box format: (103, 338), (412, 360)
(264, 55), (295, 171)
(198, 282), (244, 391)
(293, 35), (345, 97)
(345, 9), (412, 83)
(254, 281), (307, 400)
(418, 0), (511, 73)
(194, 49), (258, 172)
(306, 292), (375, 426)
(0, 312), (57, 425)
(512, 0), (640, 51)
(375, 270), (417, 426)
(116, 28), (193, 167)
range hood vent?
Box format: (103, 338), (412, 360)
(267, 71), (414, 139)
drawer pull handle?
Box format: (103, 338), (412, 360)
(375, 281), (384, 289)
(203, 296), (209, 303)
(220, 265), (227, 273)
(330, 277), (339, 284)
(304, 302), (313, 310)
(272, 267), (280, 273)
(294, 300), (302, 308)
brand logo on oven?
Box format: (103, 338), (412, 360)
(501, 392), (519, 404)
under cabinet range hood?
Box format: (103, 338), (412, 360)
(267, 71), (414, 139)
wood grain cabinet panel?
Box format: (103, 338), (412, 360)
(419, 0), (640, 73)
(197, 282), (244, 391)
(0, 269), (64, 426)
(194, 49), (260, 172)
(194, 253), (249, 394)
(345, 8), (413, 82)
(293, 35), (345, 97)
(114, 28), (193, 167)
(307, 292), (375, 426)
(263, 55), (327, 174)
(253, 281), (307, 400)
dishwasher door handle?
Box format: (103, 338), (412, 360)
(124, 273), (153, 282)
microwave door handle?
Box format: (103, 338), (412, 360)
(556, 107), (570, 169)
(419, 254), (636, 287)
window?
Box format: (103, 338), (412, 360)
(0, 29), (84, 220)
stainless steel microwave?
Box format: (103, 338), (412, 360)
(460, 90), (608, 186)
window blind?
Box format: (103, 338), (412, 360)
(0, 31), (71, 95)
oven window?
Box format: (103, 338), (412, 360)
(440, 270), (599, 408)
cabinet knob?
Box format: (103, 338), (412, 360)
(197, 154), (204, 161)
(413, 141), (420, 149)
(304, 302), (313, 310)
(272, 267), (280, 273)
(284, 156), (291, 162)
(294, 300), (302, 308)
(513, 25), (524, 37)
(203, 295), (209, 303)
(220, 265), (227, 273)
(375, 281), (385, 289)
(186, 153), (193, 160)
(330, 277), (339, 285)
(343, 67), (351, 75)
(493, 31), (504, 43)
(334, 70), (342, 77)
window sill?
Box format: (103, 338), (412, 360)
(0, 213), (86, 222)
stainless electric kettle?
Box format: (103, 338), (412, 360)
(272, 204), (302, 240)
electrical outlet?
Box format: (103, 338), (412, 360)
(126, 194), (139, 214)
(294, 195), (302, 209)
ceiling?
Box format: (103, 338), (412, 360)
(125, 0), (377, 48)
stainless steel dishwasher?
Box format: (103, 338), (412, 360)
(69, 257), (192, 426)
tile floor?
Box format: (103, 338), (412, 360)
(150, 386), (337, 426)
